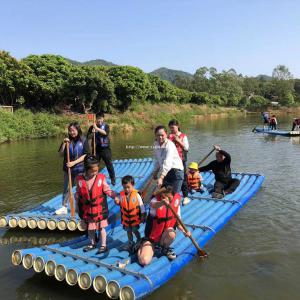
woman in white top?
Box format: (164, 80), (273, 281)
(152, 125), (184, 194)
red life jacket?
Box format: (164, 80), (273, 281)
(169, 133), (186, 161)
(76, 173), (108, 222)
(270, 117), (277, 125)
(148, 193), (181, 243)
(120, 189), (142, 227)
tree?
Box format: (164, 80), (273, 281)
(272, 65), (293, 80)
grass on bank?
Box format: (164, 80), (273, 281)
(0, 105), (243, 143)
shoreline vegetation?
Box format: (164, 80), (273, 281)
(1, 104), (299, 144)
(0, 105), (243, 144)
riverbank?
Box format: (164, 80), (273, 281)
(0, 104), (243, 143)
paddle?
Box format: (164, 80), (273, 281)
(252, 126), (257, 132)
(141, 179), (154, 199)
(86, 113), (96, 156)
(198, 148), (215, 166)
(153, 189), (208, 258)
(66, 141), (75, 218)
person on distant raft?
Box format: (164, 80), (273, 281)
(291, 118), (300, 131)
(76, 155), (118, 253)
(137, 186), (191, 265)
(56, 122), (87, 215)
(168, 119), (190, 205)
(114, 175), (146, 251)
(269, 115), (278, 130)
(186, 162), (204, 194)
(87, 112), (116, 185)
(262, 111), (270, 129)
(199, 145), (240, 199)
(152, 125), (184, 194)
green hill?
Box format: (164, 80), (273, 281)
(150, 67), (193, 82)
(65, 58), (116, 66)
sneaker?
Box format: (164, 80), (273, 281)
(55, 206), (68, 215)
(211, 192), (223, 199)
(96, 245), (108, 254)
(162, 247), (177, 260)
(183, 197), (191, 206)
(83, 244), (96, 252)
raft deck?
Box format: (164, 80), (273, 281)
(12, 171), (264, 300)
(0, 158), (154, 232)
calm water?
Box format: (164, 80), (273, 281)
(0, 114), (299, 300)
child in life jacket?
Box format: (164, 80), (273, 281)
(269, 115), (278, 130)
(114, 175), (146, 251)
(137, 186), (191, 266)
(187, 162), (203, 193)
(76, 155), (118, 253)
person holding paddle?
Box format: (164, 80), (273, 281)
(137, 186), (191, 265)
(87, 112), (116, 186)
(168, 119), (190, 205)
(152, 125), (184, 194)
(56, 122), (87, 215)
(199, 145), (240, 199)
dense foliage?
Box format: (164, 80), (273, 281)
(0, 51), (299, 112)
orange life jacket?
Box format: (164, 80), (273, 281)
(147, 193), (181, 243)
(120, 189), (142, 227)
(169, 133), (186, 161)
(76, 173), (108, 222)
(187, 171), (201, 190)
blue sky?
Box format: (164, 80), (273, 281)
(1, 0), (300, 76)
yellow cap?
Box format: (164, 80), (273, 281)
(188, 162), (198, 170)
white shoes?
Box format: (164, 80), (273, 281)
(183, 197), (191, 206)
(55, 206), (68, 215)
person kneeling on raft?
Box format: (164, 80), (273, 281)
(137, 186), (191, 266)
(198, 145), (240, 199)
(114, 175), (146, 252)
(291, 118), (300, 131)
(75, 155), (118, 254)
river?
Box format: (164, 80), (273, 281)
(0, 113), (299, 300)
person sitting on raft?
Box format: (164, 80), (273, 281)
(187, 162), (204, 194)
(269, 115), (278, 130)
(198, 145), (240, 199)
(152, 125), (184, 194)
(56, 122), (88, 215)
(291, 118), (300, 131)
(138, 186), (191, 265)
(114, 175), (146, 251)
(76, 155), (118, 253)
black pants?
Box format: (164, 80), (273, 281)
(182, 161), (189, 197)
(97, 147), (115, 181)
(270, 124), (277, 130)
(214, 178), (240, 194)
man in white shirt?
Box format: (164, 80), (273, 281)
(152, 125), (184, 194)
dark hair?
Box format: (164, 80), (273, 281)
(84, 155), (99, 170)
(160, 185), (174, 196)
(122, 175), (135, 186)
(68, 122), (82, 141)
(155, 125), (167, 134)
(96, 112), (105, 119)
(168, 119), (180, 127)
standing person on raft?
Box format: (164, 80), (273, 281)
(88, 112), (116, 186)
(199, 145), (240, 199)
(56, 122), (88, 215)
(137, 186), (191, 265)
(152, 125), (184, 194)
(76, 155), (118, 253)
(269, 115), (278, 130)
(168, 119), (190, 205)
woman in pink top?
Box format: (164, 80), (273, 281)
(76, 155), (118, 253)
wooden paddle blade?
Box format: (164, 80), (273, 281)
(198, 148), (215, 166)
(66, 142), (76, 218)
(69, 192), (75, 218)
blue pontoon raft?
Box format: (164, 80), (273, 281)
(253, 127), (300, 136)
(0, 158), (154, 232)
(11, 170), (264, 300)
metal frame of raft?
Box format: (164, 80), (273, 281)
(0, 158), (154, 232)
(253, 127), (300, 136)
(11, 170), (265, 300)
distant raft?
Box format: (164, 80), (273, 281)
(12, 171), (264, 300)
(0, 158), (154, 232)
(253, 127), (300, 136)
